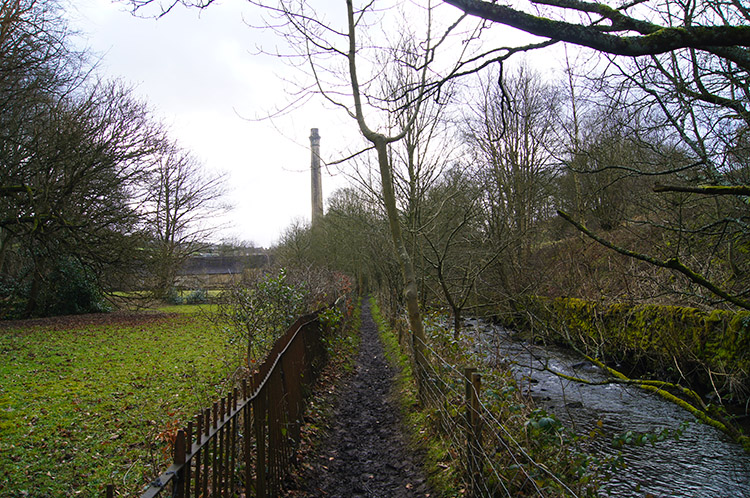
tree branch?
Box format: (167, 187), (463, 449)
(653, 184), (750, 196)
(557, 210), (750, 310)
(442, 0), (750, 70)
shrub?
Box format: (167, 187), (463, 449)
(8, 256), (111, 318)
(185, 289), (208, 304)
(45, 257), (110, 315)
(165, 287), (184, 305)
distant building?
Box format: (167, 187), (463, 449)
(310, 128), (324, 225)
(175, 253), (270, 289)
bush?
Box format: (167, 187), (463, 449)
(185, 289), (208, 304)
(30, 257), (110, 317)
(165, 287), (184, 305)
(0, 275), (24, 319)
(211, 268), (309, 366)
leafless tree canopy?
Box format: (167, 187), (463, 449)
(0, 0), (229, 317)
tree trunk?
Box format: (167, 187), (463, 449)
(373, 137), (429, 394)
(24, 262), (42, 318)
(345, 0), (428, 395)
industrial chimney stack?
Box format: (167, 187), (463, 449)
(310, 128), (323, 225)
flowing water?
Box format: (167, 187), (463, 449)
(465, 318), (750, 497)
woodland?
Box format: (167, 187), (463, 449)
(0, 0), (228, 319)
(2, 0), (747, 335)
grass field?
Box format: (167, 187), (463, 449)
(0, 309), (241, 497)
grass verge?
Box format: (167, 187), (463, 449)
(371, 300), (611, 497)
(155, 303), (218, 314)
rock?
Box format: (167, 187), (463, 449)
(572, 361), (599, 373)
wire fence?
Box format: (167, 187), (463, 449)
(405, 313), (599, 498)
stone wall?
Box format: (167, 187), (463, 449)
(518, 296), (750, 401)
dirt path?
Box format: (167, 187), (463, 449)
(286, 300), (432, 497)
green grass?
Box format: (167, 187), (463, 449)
(155, 303), (218, 314)
(0, 313), (241, 497)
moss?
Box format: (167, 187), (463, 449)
(519, 296), (750, 402)
(515, 297), (750, 451)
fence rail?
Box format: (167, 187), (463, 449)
(106, 309), (332, 498)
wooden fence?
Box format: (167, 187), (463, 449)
(106, 309), (331, 497)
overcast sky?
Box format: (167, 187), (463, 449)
(67, 0), (357, 248)
(65, 0), (565, 248)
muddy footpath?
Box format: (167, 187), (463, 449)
(285, 301), (433, 497)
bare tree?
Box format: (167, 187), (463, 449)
(462, 64), (560, 303)
(419, 166), (499, 336)
(1, 78), (165, 316)
(440, 0), (750, 310)
(143, 141), (229, 297)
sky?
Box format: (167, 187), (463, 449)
(67, 0), (357, 248)
(65, 0), (564, 248)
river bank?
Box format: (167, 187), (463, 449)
(466, 317), (750, 497)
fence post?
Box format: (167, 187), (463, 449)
(230, 388), (238, 494)
(186, 421), (193, 498)
(218, 397), (226, 495)
(105, 484), (114, 498)
(254, 375), (267, 498)
(243, 379), (252, 495)
(194, 413), (202, 496)
(212, 401), (219, 495)
(463, 367), (476, 484)
(464, 367), (483, 495)
(173, 429), (186, 498)
(202, 408), (210, 498)
(471, 372), (482, 495)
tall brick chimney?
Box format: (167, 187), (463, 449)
(310, 128), (323, 225)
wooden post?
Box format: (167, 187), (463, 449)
(202, 409), (210, 497)
(230, 393), (238, 495)
(185, 421), (193, 498)
(464, 367), (483, 495)
(105, 484), (114, 498)
(254, 380), (267, 498)
(173, 430), (186, 498)
(243, 380), (252, 494)
(194, 414), (202, 497)
(212, 401), (219, 495)
(471, 372), (482, 495)
(463, 367), (477, 487)
(218, 397), (226, 495)
(463, 368), (477, 432)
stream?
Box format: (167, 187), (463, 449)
(464, 318), (750, 497)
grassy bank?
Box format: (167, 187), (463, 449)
(372, 299), (610, 497)
(0, 311), (240, 497)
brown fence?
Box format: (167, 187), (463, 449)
(106, 310), (331, 498)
